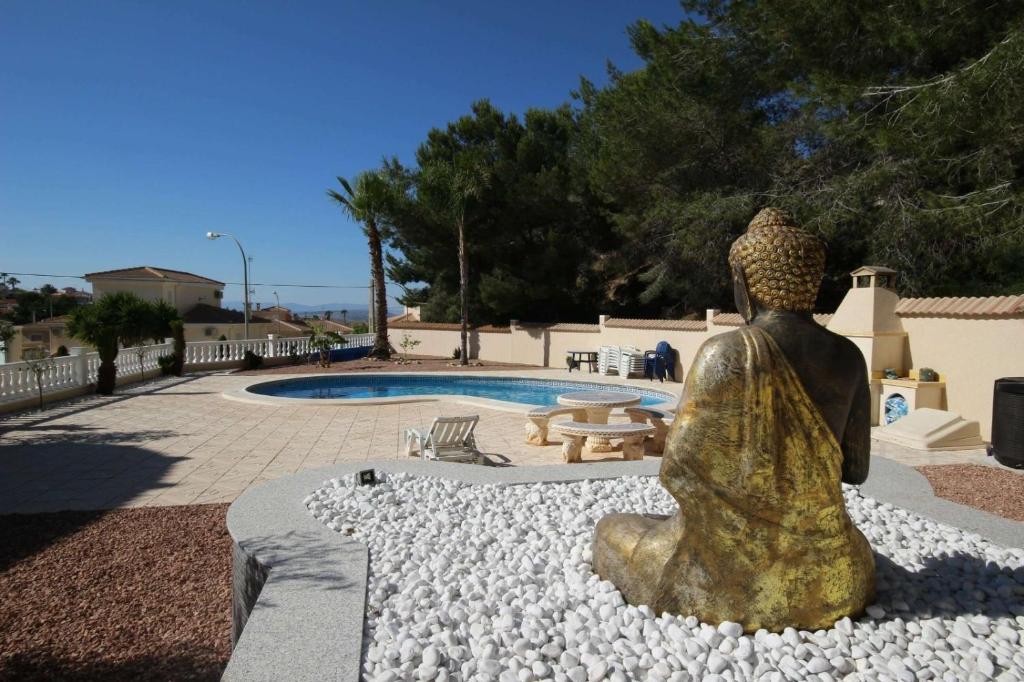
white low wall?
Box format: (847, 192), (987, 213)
(899, 316), (1024, 440)
(389, 315), (738, 380)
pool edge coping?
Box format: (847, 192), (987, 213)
(221, 372), (679, 413)
(222, 457), (1024, 682)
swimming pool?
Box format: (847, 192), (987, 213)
(244, 374), (676, 407)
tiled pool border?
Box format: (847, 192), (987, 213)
(224, 372), (679, 412)
(223, 457), (1024, 681)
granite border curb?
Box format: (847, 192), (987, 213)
(222, 456), (1024, 681)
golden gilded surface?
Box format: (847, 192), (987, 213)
(729, 208), (826, 312)
(593, 326), (875, 632)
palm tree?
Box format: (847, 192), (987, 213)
(421, 154), (490, 365)
(328, 172), (394, 360)
(67, 292), (178, 394)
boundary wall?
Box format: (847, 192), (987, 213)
(390, 298), (1024, 440)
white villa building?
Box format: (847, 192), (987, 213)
(84, 266), (313, 343)
(2, 267), (310, 361)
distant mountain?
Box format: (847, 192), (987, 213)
(223, 302), (402, 321)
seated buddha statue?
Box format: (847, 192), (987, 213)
(593, 208), (875, 633)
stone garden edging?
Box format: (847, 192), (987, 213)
(222, 457), (1024, 681)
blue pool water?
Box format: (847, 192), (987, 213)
(247, 374), (675, 407)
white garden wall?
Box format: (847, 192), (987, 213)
(391, 297), (1024, 441)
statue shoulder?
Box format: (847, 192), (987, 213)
(825, 327), (870, 378)
(684, 330), (752, 395)
(694, 329), (750, 368)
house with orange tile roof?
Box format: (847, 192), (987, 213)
(84, 266), (226, 315)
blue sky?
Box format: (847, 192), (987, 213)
(1, 1), (685, 307)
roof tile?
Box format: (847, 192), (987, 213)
(516, 322), (600, 332)
(713, 312), (832, 326)
(84, 266), (223, 286)
(182, 303), (270, 324)
(604, 318), (707, 331)
(895, 295), (1024, 317)
(390, 321), (512, 333)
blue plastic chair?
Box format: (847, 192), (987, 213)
(644, 341), (675, 382)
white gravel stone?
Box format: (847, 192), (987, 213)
(308, 472), (1024, 681)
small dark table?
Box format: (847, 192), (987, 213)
(566, 350), (599, 373)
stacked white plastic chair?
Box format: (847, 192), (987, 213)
(597, 345), (619, 375)
(619, 346), (646, 378)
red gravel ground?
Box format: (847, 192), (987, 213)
(0, 504), (231, 681)
(236, 354), (543, 375)
(916, 464), (1024, 523)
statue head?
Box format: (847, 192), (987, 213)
(729, 208), (826, 322)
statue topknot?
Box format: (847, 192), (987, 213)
(728, 208), (826, 312)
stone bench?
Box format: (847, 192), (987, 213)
(624, 406), (675, 454)
(525, 406), (588, 445)
(550, 422), (655, 463)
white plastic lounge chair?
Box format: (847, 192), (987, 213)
(619, 346), (645, 378)
(598, 345), (620, 375)
(404, 415), (483, 464)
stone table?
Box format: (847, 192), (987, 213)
(556, 390), (642, 452)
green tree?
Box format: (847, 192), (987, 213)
(169, 319), (186, 376)
(572, 15), (793, 314)
(351, 4), (1024, 324)
(120, 298), (178, 380)
(384, 101), (614, 324)
(308, 324), (345, 367)
(327, 171), (396, 359)
(6, 288), (79, 324)
(0, 320), (14, 358)
(678, 0), (1024, 299)
(21, 347), (54, 412)
(421, 152), (491, 365)
(66, 293), (179, 394)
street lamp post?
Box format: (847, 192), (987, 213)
(273, 290), (281, 336)
(206, 231), (250, 340)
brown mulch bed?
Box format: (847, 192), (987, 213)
(0, 504), (231, 681)
(236, 354), (544, 375)
(916, 464), (1024, 523)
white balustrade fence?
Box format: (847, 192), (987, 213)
(115, 342), (173, 379)
(0, 353), (83, 401)
(0, 332), (376, 406)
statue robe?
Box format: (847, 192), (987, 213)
(593, 325), (874, 632)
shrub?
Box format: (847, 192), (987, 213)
(242, 350), (263, 371)
(399, 334), (421, 360)
(170, 319), (186, 376)
(452, 347), (461, 360)
(54, 345), (70, 357)
(308, 325), (346, 367)
(157, 354), (175, 376)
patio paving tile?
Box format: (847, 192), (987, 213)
(0, 369), (993, 513)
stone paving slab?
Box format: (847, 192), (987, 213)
(0, 370), (1009, 514)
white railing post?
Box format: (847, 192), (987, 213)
(71, 347), (89, 387)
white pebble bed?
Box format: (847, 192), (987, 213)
(304, 474), (1024, 682)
